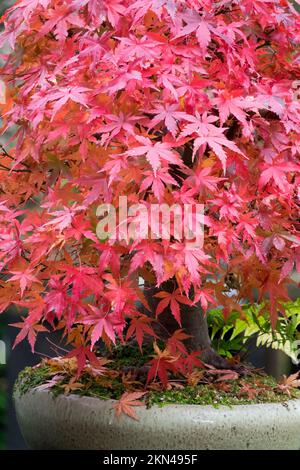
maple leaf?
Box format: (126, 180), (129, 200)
(193, 288), (217, 312)
(35, 374), (64, 391)
(167, 329), (190, 356)
(103, 274), (138, 316)
(237, 380), (260, 400)
(82, 305), (116, 348)
(278, 372), (300, 397)
(129, 240), (164, 283)
(60, 265), (104, 297)
(259, 271), (289, 328)
(39, 5), (85, 42)
(60, 378), (85, 395)
(126, 315), (157, 351)
(213, 91), (252, 126)
(181, 112), (245, 171)
(175, 10), (212, 50)
(66, 346), (101, 378)
(116, 35), (161, 61)
(84, 357), (111, 377)
(0, 283), (18, 313)
(147, 343), (179, 388)
(128, 0), (178, 22)
(47, 87), (90, 120)
(280, 250), (300, 282)
(125, 136), (182, 175)
(11, 319), (48, 353)
(44, 277), (68, 320)
(66, 218), (98, 243)
(185, 165), (225, 193)
(96, 112), (141, 145)
(101, 65), (144, 95)
(172, 243), (212, 283)
(255, 82), (286, 117)
(139, 167), (178, 201)
(72, 0), (126, 28)
(259, 161), (300, 192)
(43, 206), (83, 232)
(155, 289), (191, 326)
(184, 351), (204, 374)
(97, 243), (121, 278)
(9, 267), (41, 297)
(148, 103), (190, 137)
(105, 0), (126, 27)
(114, 391), (146, 420)
(187, 370), (204, 387)
(206, 367), (239, 382)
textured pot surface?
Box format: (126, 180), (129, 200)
(14, 388), (300, 450)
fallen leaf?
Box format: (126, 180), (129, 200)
(278, 372), (300, 396)
(114, 391), (147, 420)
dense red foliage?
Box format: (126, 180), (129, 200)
(0, 1), (299, 373)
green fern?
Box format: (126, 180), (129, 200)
(207, 299), (300, 360)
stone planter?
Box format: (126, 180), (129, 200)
(14, 387), (300, 450)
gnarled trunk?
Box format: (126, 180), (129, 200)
(144, 281), (234, 369)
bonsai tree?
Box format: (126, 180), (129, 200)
(0, 0), (300, 390)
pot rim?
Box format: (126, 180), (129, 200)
(14, 386), (300, 410)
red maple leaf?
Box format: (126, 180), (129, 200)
(155, 289), (192, 326)
(181, 112), (245, 171)
(139, 167), (178, 202)
(147, 343), (179, 388)
(11, 318), (48, 353)
(126, 315), (157, 351)
(81, 305), (116, 348)
(66, 345), (101, 377)
(259, 161), (300, 192)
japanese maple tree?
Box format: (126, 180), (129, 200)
(0, 0), (300, 384)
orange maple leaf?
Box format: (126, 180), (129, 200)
(114, 391), (147, 421)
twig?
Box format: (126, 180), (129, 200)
(0, 144), (30, 169)
(46, 337), (69, 353)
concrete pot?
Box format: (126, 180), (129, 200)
(14, 387), (300, 450)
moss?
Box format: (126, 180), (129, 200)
(14, 363), (300, 407)
(106, 343), (153, 369)
(147, 374), (300, 407)
(14, 365), (52, 397)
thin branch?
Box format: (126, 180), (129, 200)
(46, 337), (69, 353)
(0, 144), (30, 169)
(0, 162), (30, 173)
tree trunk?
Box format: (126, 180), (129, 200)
(144, 281), (235, 369)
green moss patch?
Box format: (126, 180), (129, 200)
(15, 359), (300, 408)
(147, 374), (300, 407)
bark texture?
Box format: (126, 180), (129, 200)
(144, 281), (237, 369)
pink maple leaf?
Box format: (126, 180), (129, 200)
(148, 103), (190, 136)
(181, 112), (245, 171)
(125, 135), (182, 174)
(139, 167), (178, 201)
(9, 268), (41, 297)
